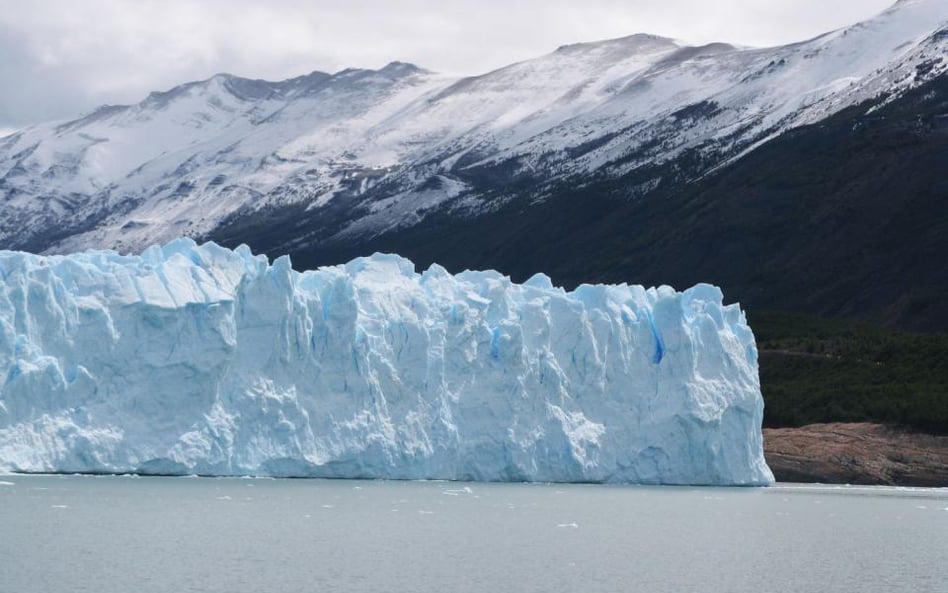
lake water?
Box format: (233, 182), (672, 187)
(1, 476), (945, 593)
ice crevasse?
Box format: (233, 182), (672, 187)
(0, 239), (773, 485)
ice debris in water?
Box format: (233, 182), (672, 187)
(0, 239), (772, 485)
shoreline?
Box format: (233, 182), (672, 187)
(763, 422), (948, 487)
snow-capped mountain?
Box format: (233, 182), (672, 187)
(1, 0), (944, 258)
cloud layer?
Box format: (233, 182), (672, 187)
(0, 0), (893, 130)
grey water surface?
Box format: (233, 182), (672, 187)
(1, 475), (945, 593)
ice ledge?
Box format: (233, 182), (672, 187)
(0, 240), (773, 485)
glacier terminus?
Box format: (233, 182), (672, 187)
(0, 240), (773, 485)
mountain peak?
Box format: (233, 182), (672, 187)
(555, 33), (679, 54)
(380, 61), (426, 74)
(333, 61), (428, 80)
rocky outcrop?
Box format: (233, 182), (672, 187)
(764, 423), (948, 486)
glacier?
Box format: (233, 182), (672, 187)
(0, 239), (773, 485)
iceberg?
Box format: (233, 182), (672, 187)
(0, 239), (773, 485)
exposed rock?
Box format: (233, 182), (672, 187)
(764, 423), (948, 486)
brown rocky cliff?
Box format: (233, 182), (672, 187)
(763, 423), (948, 487)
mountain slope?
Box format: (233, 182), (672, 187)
(258, 72), (946, 330)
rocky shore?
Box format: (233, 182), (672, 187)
(763, 423), (948, 487)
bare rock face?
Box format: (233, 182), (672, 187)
(764, 423), (948, 487)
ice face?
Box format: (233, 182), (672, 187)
(0, 239), (773, 485)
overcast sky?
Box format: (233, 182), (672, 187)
(0, 0), (894, 135)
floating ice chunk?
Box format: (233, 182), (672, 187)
(0, 241), (772, 485)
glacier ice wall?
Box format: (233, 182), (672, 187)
(0, 239), (773, 485)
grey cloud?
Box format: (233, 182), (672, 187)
(0, 0), (894, 130)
